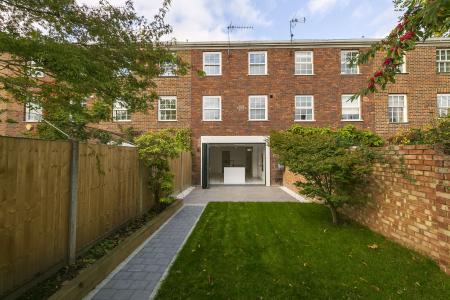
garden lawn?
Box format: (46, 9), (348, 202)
(156, 203), (450, 300)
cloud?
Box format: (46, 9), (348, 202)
(307, 0), (337, 15)
(77, 0), (269, 41)
(369, 7), (400, 38)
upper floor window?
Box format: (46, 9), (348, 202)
(27, 61), (44, 78)
(112, 100), (131, 122)
(341, 95), (361, 121)
(295, 95), (314, 121)
(295, 51), (313, 75)
(202, 96), (221, 121)
(158, 96), (177, 121)
(396, 56), (407, 73)
(341, 50), (359, 74)
(248, 95), (268, 120)
(203, 52), (221, 76)
(438, 94), (450, 117)
(248, 51), (267, 75)
(160, 62), (177, 77)
(388, 94), (408, 123)
(436, 49), (450, 73)
(24, 102), (42, 122)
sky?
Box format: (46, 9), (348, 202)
(77, 0), (403, 42)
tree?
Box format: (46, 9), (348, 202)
(355, 0), (450, 97)
(0, 0), (187, 140)
(269, 126), (384, 224)
(135, 129), (190, 205)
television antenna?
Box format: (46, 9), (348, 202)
(290, 17), (306, 42)
(227, 22), (253, 55)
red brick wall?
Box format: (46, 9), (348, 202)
(283, 145), (450, 274)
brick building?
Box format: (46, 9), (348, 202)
(1, 38), (449, 187)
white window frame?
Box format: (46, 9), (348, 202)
(388, 94), (408, 123)
(248, 51), (268, 75)
(436, 49), (450, 73)
(27, 61), (44, 78)
(295, 51), (314, 75)
(341, 95), (362, 121)
(160, 62), (177, 77)
(294, 95), (314, 121)
(437, 94), (450, 117)
(112, 100), (131, 122)
(396, 55), (407, 74)
(24, 102), (42, 122)
(341, 50), (359, 74)
(202, 96), (222, 121)
(203, 52), (222, 76)
(248, 95), (268, 121)
(158, 96), (177, 121)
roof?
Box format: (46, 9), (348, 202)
(171, 38), (450, 50)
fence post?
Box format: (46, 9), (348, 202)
(68, 140), (79, 265)
(180, 152), (184, 192)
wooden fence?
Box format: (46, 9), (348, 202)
(0, 136), (192, 298)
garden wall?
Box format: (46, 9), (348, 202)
(0, 136), (192, 298)
(283, 145), (450, 274)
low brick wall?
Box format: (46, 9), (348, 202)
(283, 145), (450, 274)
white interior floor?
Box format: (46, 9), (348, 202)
(209, 173), (265, 185)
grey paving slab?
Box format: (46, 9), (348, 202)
(183, 186), (301, 204)
(86, 205), (204, 300)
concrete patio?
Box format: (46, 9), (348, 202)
(183, 186), (306, 204)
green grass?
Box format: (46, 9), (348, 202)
(156, 203), (450, 300)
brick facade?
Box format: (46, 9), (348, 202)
(1, 39), (449, 185)
(283, 145), (450, 274)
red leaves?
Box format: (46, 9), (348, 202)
(383, 58), (393, 66)
(400, 31), (415, 42)
(374, 70), (383, 78)
(368, 77), (375, 89)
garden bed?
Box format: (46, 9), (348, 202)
(18, 199), (182, 300)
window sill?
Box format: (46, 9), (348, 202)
(248, 119), (269, 122)
(437, 72), (450, 75)
(24, 120), (41, 123)
(341, 119), (364, 122)
(294, 119), (316, 122)
(203, 74), (222, 77)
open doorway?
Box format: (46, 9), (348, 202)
(207, 143), (265, 185)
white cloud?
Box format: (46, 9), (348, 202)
(77, 0), (269, 41)
(307, 0), (338, 15)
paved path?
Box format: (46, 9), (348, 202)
(86, 205), (205, 300)
(183, 186), (306, 204)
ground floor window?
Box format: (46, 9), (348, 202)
(24, 102), (42, 122)
(438, 94), (449, 117)
(248, 96), (268, 121)
(388, 94), (407, 123)
(203, 96), (221, 121)
(295, 95), (314, 121)
(341, 95), (361, 121)
(112, 100), (131, 121)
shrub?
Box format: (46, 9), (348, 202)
(389, 115), (449, 154)
(269, 125), (383, 224)
(135, 129), (191, 205)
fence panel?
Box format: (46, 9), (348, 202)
(0, 137), (71, 297)
(0, 136), (192, 297)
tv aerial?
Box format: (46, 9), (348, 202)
(290, 17), (306, 42)
(227, 22), (253, 55)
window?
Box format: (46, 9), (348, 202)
(438, 94), (450, 117)
(396, 56), (407, 73)
(203, 52), (221, 76)
(295, 51), (313, 75)
(112, 100), (131, 121)
(388, 95), (408, 123)
(248, 96), (268, 120)
(27, 61), (44, 78)
(295, 96), (314, 121)
(248, 51), (267, 75)
(436, 49), (450, 73)
(341, 95), (362, 121)
(160, 62), (176, 76)
(158, 96), (177, 121)
(202, 96), (221, 121)
(341, 50), (359, 74)
(24, 102), (42, 122)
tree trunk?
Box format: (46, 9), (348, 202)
(329, 205), (339, 225)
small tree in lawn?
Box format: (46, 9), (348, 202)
(269, 125), (384, 224)
(135, 129), (190, 206)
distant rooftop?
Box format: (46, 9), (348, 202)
(172, 37), (450, 49)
